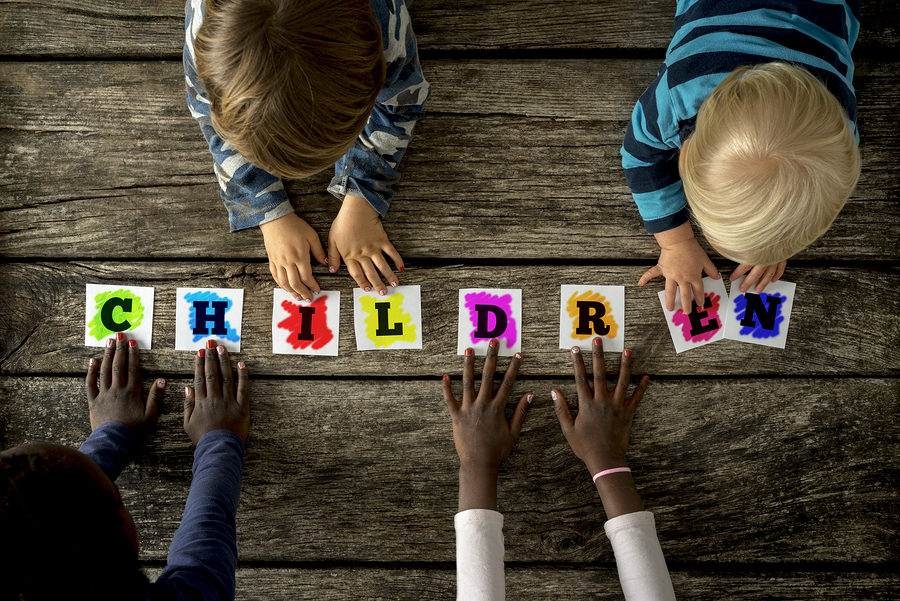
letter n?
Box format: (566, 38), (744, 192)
(740, 294), (782, 330)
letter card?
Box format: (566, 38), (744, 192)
(559, 285), (625, 352)
(272, 289), (340, 356)
(658, 276), (727, 353)
(723, 276), (796, 349)
(85, 283), (155, 349)
(175, 287), (244, 352)
(457, 288), (522, 356)
(353, 285), (423, 350)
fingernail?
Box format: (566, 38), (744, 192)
(551, 390), (558, 401)
(594, 338), (602, 347)
(107, 338), (114, 348)
(185, 387), (190, 397)
(157, 378), (166, 389)
(442, 375), (448, 380)
(514, 352), (522, 359)
(644, 376), (650, 383)
(465, 348), (473, 356)
(89, 358), (95, 366)
(526, 393), (534, 404)
(295, 295), (303, 302)
(313, 290), (319, 296)
(399, 266), (404, 272)
(198, 349), (205, 357)
(217, 345), (226, 355)
(238, 361), (246, 369)
(364, 286), (371, 292)
(378, 289), (386, 296)
(206, 340), (215, 349)
(625, 349), (633, 357)
(128, 340), (137, 348)
(116, 332), (124, 341)
(489, 339), (499, 348)
(329, 266), (336, 273)
(391, 281), (398, 288)
(572, 346), (580, 354)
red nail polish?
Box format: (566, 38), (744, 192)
(107, 338), (115, 348)
(594, 338), (602, 346)
(116, 332), (124, 341)
(465, 348), (473, 356)
(489, 339), (499, 347)
(644, 376), (650, 383)
(625, 349), (633, 357)
(238, 361), (246, 369)
(128, 340), (136, 348)
(442, 375), (448, 380)
(399, 266), (404, 272)
(198, 349), (205, 357)
(206, 340), (215, 349)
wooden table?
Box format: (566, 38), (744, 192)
(1, 1), (898, 598)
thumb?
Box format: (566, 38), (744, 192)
(145, 378), (165, 423)
(638, 265), (662, 286)
(703, 256), (720, 279)
(309, 233), (328, 266)
(327, 237), (342, 275)
(508, 392), (533, 439)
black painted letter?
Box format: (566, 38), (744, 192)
(474, 305), (508, 338)
(575, 301), (610, 336)
(100, 297), (132, 333)
(192, 301), (229, 336)
(740, 294), (782, 330)
(375, 302), (403, 336)
(687, 296), (720, 337)
(297, 306), (316, 341)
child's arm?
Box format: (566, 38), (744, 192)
(152, 341), (250, 600)
(183, 0), (326, 302)
(730, 260), (787, 294)
(443, 340), (533, 601)
(552, 339), (676, 601)
(638, 222), (719, 313)
(80, 333), (165, 481)
(326, 0), (431, 294)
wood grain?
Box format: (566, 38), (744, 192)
(1, 376), (896, 564)
(1, 61), (897, 260)
(0, 0), (895, 56)
(0, 262), (896, 377)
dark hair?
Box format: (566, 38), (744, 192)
(195, 0), (386, 179)
(0, 447), (148, 601)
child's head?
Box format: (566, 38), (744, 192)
(194, 0), (386, 179)
(680, 62), (860, 265)
(0, 443), (147, 600)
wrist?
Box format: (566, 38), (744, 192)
(458, 463), (500, 512)
(259, 212), (299, 234)
(654, 222), (695, 250)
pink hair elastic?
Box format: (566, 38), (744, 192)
(592, 467), (631, 482)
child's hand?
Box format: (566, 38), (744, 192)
(260, 212), (328, 302)
(184, 340), (250, 445)
(639, 222), (719, 312)
(327, 195), (404, 296)
(551, 339), (648, 476)
(85, 333), (164, 440)
(443, 340), (533, 511)
(730, 261), (787, 293)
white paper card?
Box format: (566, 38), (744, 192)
(352, 286), (422, 350)
(175, 287), (244, 352)
(457, 288), (522, 356)
(658, 276), (727, 353)
(558, 285), (625, 352)
(723, 277), (796, 349)
(85, 284), (155, 349)
(272, 289), (340, 355)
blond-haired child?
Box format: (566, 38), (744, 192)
(623, 0), (861, 312)
(184, 0), (430, 300)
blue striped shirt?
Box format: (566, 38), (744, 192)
(621, 0), (860, 234)
(184, 0), (431, 231)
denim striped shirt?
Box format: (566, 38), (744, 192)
(184, 0), (431, 231)
(621, 0), (860, 234)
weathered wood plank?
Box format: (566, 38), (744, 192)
(140, 566), (900, 600)
(1, 61), (897, 260)
(0, 262), (897, 377)
(1, 377), (896, 564)
(0, 0), (895, 56)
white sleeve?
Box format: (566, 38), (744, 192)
(605, 511), (676, 600)
(455, 509), (505, 601)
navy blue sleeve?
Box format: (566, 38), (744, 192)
(77, 421), (138, 482)
(149, 430), (245, 601)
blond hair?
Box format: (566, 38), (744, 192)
(681, 62), (860, 265)
(194, 0), (386, 179)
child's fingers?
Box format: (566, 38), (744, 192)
(216, 345), (234, 402)
(126, 338), (140, 390)
(570, 346), (592, 402)
(183, 385), (196, 423)
(346, 259), (372, 293)
(740, 265), (766, 293)
(371, 253), (398, 289)
(627, 375), (649, 411)
(508, 392), (534, 439)
(359, 257), (386, 296)
(702, 256), (720, 279)
(591, 338), (607, 397)
(773, 260), (786, 283)
(205, 340), (222, 399)
(111, 333), (128, 388)
(296, 258), (321, 297)
(145, 378), (165, 423)
(326, 239), (342, 275)
(615, 350), (634, 401)
(382, 242), (404, 273)
(442, 375), (459, 416)
(638, 265), (662, 287)
(550, 389), (574, 433)
(664, 277), (677, 312)
(307, 233), (328, 266)
(235, 361), (250, 413)
(99, 338), (115, 391)
(729, 263), (752, 281)
(478, 340), (499, 402)
(462, 348), (475, 403)
(684, 280), (703, 317)
(285, 264), (315, 302)
(495, 352), (522, 404)
(193, 348), (207, 400)
(85, 357), (99, 402)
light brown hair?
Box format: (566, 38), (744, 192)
(195, 0), (386, 179)
(681, 62), (860, 265)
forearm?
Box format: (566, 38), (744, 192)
(77, 421), (137, 482)
(459, 464), (499, 512)
(594, 470), (645, 521)
(653, 222), (695, 249)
